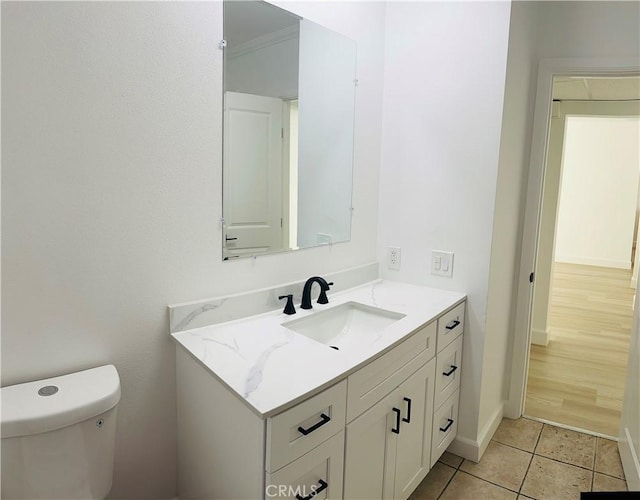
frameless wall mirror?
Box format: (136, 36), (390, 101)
(222, 0), (357, 260)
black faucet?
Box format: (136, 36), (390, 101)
(300, 276), (334, 310)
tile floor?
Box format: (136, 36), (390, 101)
(410, 417), (630, 500)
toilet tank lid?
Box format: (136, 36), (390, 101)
(1, 365), (121, 438)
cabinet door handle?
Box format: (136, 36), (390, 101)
(443, 365), (458, 377)
(391, 407), (401, 434)
(295, 479), (328, 500)
(445, 319), (460, 330)
(298, 413), (331, 436)
(440, 418), (454, 433)
(402, 397), (412, 423)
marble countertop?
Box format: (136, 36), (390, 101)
(171, 279), (466, 418)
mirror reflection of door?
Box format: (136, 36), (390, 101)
(223, 92), (284, 258)
(222, 0), (357, 260)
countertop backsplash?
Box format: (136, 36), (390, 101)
(168, 262), (379, 333)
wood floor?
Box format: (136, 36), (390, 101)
(525, 262), (634, 437)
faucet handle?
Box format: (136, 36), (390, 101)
(279, 295), (296, 315)
(317, 282), (334, 305)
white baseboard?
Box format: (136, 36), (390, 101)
(530, 327), (550, 346)
(555, 256), (631, 270)
(447, 404), (504, 463)
(619, 426), (640, 491)
(447, 434), (481, 462)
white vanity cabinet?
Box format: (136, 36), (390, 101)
(175, 297), (465, 500)
(342, 303), (464, 500)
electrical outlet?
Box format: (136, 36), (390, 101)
(388, 247), (401, 270)
(432, 250), (454, 277)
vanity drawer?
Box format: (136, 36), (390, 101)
(437, 302), (465, 352)
(431, 389), (459, 467)
(435, 335), (463, 409)
(266, 380), (347, 473)
(346, 321), (436, 422)
(265, 430), (344, 500)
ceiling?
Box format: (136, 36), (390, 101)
(223, 1), (300, 47)
(553, 76), (640, 101)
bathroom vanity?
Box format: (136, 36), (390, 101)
(172, 280), (465, 499)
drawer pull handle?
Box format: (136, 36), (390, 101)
(440, 418), (454, 433)
(445, 319), (460, 330)
(298, 413), (331, 436)
(295, 479), (328, 500)
(443, 365), (458, 377)
(391, 407), (401, 434)
(402, 397), (412, 423)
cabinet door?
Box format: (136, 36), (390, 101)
(266, 431), (344, 500)
(344, 359), (437, 500)
(394, 358), (436, 500)
(343, 390), (398, 500)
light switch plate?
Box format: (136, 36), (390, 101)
(432, 250), (454, 277)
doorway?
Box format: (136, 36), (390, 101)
(523, 77), (640, 437)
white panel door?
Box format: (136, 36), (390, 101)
(619, 290), (640, 490)
(223, 91), (283, 258)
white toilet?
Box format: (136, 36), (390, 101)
(1, 365), (121, 499)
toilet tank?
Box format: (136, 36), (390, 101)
(1, 365), (121, 500)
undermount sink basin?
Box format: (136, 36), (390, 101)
(283, 301), (406, 349)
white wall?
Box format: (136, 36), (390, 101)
(483, 0), (539, 433)
(380, 0), (640, 458)
(379, 1), (511, 457)
(536, 1), (640, 60)
(225, 35), (299, 99)
(297, 19), (356, 247)
(555, 116), (640, 269)
(1, 2), (386, 498)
